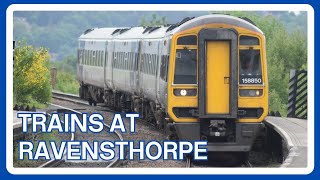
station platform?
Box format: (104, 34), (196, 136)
(13, 110), (33, 129)
(13, 110), (45, 141)
(265, 116), (307, 168)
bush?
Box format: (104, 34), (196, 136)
(13, 42), (51, 106)
(55, 71), (79, 95)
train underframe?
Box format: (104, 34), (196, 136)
(79, 83), (168, 131)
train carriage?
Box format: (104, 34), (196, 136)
(77, 14), (268, 156)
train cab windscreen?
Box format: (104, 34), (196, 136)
(174, 49), (197, 84)
(239, 49), (263, 84)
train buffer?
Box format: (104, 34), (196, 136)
(265, 116), (307, 168)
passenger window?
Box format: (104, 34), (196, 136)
(145, 55), (148, 73)
(146, 55), (149, 74)
(78, 50), (82, 64)
(85, 50), (88, 65)
(124, 53), (126, 69)
(125, 53), (128, 70)
(87, 51), (89, 65)
(165, 55), (169, 82)
(119, 52), (121, 69)
(160, 56), (165, 79)
(88, 51), (91, 65)
(144, 55), (147, 73)
(149, 55), (152, 74)
(101, 51), (103, 66)
(135, 53), (139, 71)
(100, 51), (103, 66)
(96, 51), (98, 66)
(98, 51), (100, 66)
(150, 56), (153, 74)
(114, 53), (116, 68)
(120, 53), (122, 69)
(89, 50), (91, 65)
(97, 51), (100, 66)
(118, 52), (121, 69)
(105, 51), (107, 66)
(103, 51), (106, 66)
(154, 55), (157, 75)
(146, 55), (148, 74)
(123, 52), (125, 70)
(239, 49), (263, 84)
(93, 51), (96, 66)
(91, 51), (93, 66)
(126, 53), (130, 70)
(120, 52), (122, 69)
(84, 50), (86, 65)
(124, 52), (126, 69)
(174, 49), (197, 84)
(80, 50), (83, 64)
(129, 53), (132, 70)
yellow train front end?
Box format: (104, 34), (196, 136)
(167, 19), (268, 152)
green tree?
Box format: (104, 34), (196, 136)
(140, 13), (167, 26)
(13, 42), (51, 106)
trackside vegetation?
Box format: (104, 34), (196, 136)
(50, 55), (79, 95)
(13, 42), (51, 108)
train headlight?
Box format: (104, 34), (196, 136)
(180, 90), (187, 96)
(239, 89), (263, 97)
(173, 89), (197, 96)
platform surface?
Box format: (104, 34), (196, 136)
(265, 116), (307, 168)
(13, 110), (45, 129)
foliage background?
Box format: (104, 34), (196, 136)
(13, 42), (51, 107)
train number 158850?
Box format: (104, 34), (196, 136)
(240, 77), (262, 84)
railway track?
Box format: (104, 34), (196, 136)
(186, 157), (191, 168)
(38, 102), (123, 168)
(52, 91), (83, 104)
(50, 91), (272, 168)
(52, 91), (164, 131)
(245, 160), (253, 168)
(37, 111), (75, 168)
(52, 91), (113, 112)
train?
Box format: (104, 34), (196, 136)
(77, 14), (268, 158)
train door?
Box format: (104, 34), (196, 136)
(156, 40), (163, 103)
(206, 41), (230, 114)
(132, 41), (140, 94)
(105, 41), (114, 90)
(198, 29), (238, 119)
(77, 40), (86, 82)
(103, 41), (109, 88)
(77, 48), (84, 82)
(110, 41), (116, 90)
(137, 40), (143, 96)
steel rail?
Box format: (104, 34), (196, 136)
(38, 112), (75, 168)
(38, 102), (123, 168)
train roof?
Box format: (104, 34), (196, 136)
(79, 14), (263, 41)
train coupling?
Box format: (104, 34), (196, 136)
(209, 120), (227, 137)
(167, 122), (176, 132)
